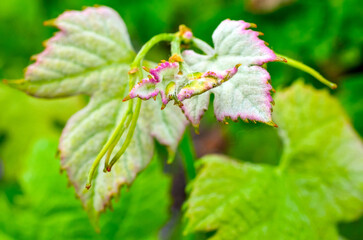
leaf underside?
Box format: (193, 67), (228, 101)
(8, 6), (187, 221)
(181, 19), (277, 127)
(185, 82), (363, 240)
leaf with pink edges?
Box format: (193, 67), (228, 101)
(6, 6), (187, 223)
(181, 20), (277, 127)
(125, 60), (241, 108)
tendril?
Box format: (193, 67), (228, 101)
(85, 33), (179, 189)
(276, 54), (337, 89)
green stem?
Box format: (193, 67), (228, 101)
(85, 104), (132, 189)
(107, 33), (178, 170)
(107, 98), (142, 171)
(172, 36), (191, 76)
(276, 147), (292, 175)
(178, 130), (197, 240)
(132, 33), (176, 69)
(171, 36), (181, 55)
(103, 105), (133, 172)
(86, 33), (178, 188)
(179, 129), (197, 181)
(276, 53), (337, 89)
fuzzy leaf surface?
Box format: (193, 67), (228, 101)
(185, 82), (363, 239)
(7, 6), (187, 220)
(127, 60), (240, 106)
(181, 20), (277, 127)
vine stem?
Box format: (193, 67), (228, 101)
(86, 32), (214, 187)
(131, 33), (176, 72)
(85, 102), (132, 189)
(276, 148), (292, 175)
(103, 104), (133, 172)
(107, 98), (142, 171)
(85, 33), (178, 188)
(179, 129), (197, 240)
(171, 36), (181, 55)
(276, 53), (337, 89)
(106, 33), (177, 171)
(179, 129), (197, 181)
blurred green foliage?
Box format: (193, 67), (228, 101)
(0, 84), (83, 180)
(0, 139), (171, 239)
(0, 0), (362, 239)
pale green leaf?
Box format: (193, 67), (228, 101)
(17, 6), (134, 97)
(185, 82), (363, 239)
(186, 156), (319, 239)
(274, 82), (363, 223)
(7, 6), (187, 219)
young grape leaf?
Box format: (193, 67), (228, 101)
(0, 139), (172, 239)
(6, 6), (187, 221)
(181, 20), (277, 127)
(126, 59), (240, 107)
(185, 82), (363, 239)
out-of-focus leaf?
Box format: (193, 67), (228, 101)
(224, 123), (282, 165)
(185, 82), (363, 239)
(0, 193), (15, 240)
(0, 84), (82, 180)
(245, 0), (294, 13)
(273, 82), (363, 224)
(0, 139), (171, 240)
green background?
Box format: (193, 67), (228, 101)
(0, 0), (362, 239)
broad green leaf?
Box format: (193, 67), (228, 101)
(0, 193), (15, 240)
(181, 20), (277, 127)
(185, 82), (363, 239)
(7, 6), (187, 219)
(274, 82), (363, 224)
(0, 139), (171, 239)
(0, 84), (82, 180)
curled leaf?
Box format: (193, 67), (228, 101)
(125, 59), (240, 108)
